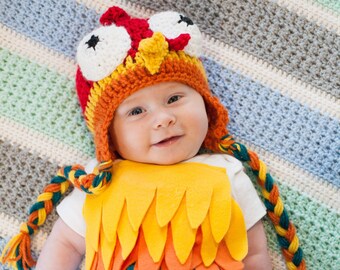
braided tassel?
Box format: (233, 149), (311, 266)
(219, 135), (306, 270)
(1, 160), (113, 270)
(0, 168), (71, 270)
(68, 159), (113, 194)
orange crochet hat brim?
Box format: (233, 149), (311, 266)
(86, 53), (229, 162)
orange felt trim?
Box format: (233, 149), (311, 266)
(164, 227), (192, 270)
(90, 247), (105, 270)
(195, 263), (220, 270)
(215, 240), (244, 270)
(89, 225), (243, 270)
(135, 231), (162, 270)
(111, 240), (125, 270)
(190, 229), (204, 269)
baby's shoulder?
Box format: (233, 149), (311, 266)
(188, 154), (243, 174)
(84, 158), (99, 173)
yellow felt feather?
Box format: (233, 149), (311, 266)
(85, 238), (96, 270)
(125, 182), (156, 231)
(224, 200), (248, 261)
(209, 180), (231, 243)
(101, 180), (125, 243)
(117, 203), (139, 259)
(201, 216), (219, 266)
(84, 195), (102, 252)
(155, 182), (185, 227)
(185, 175), (213, 229)
(142, 198), (168, 262)
(171, 198), (197, 264)
(101, 226), (115, 270)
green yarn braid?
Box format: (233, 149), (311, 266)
(1, 161), (113, 270)
(219, 135), (306, 270)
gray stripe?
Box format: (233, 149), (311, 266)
(127, 0), (340, 98)
(0, 140), (67, 233)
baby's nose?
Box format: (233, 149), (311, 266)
(153, 110), (176, 129)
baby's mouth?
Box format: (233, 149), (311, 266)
(153, 136), (182, 147)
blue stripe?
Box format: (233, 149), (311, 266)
(203, 57), (340, 187)
(0, 0), (100, 58)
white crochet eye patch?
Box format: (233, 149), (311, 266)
(148, 11), (202, 57)
(77, 25), (131, 81)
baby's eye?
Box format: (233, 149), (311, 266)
(168, 95), (182, 104)
(129, 107), (144, 116)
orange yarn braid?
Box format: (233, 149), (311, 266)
(219, 135), (306, 270)
(0, 161), (113, 270)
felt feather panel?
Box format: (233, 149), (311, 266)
(83, 160), (247, 269)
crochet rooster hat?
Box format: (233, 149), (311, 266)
(75, 6), (228, 162)
(1, 6), (306, 270)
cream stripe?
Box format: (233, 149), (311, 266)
(275, 0), (340, 34)
(237, 138), (340, 212)
(77, 0), (339, 120)
(0, 116), (91, 167)
(76, 0), (152, 17)
(0, 23), (75, 79)
(269, 248), (287, 270)
(0, 212), (48, 252)
(202, 35), (340, 119)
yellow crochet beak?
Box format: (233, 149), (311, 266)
(136, 32), (169, 75)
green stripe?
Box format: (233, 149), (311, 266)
(0, 48), (95, 157)
(312, 0), (340, 13)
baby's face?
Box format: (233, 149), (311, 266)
(110, 81), (208, 165)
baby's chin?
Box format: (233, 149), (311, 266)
(134, 152), (198, 165)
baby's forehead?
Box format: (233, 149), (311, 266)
(122, 81), (195, 101)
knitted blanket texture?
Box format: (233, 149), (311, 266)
(0, 0), (339, 269)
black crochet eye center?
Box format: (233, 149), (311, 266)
(86, 35), (100, 50)
(178, 15), (193, 26)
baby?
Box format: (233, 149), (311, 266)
(1, 6), (305, 270)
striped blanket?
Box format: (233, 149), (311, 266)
(0, 0), (339, 269)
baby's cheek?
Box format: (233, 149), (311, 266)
(118, 130), (146, 158)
